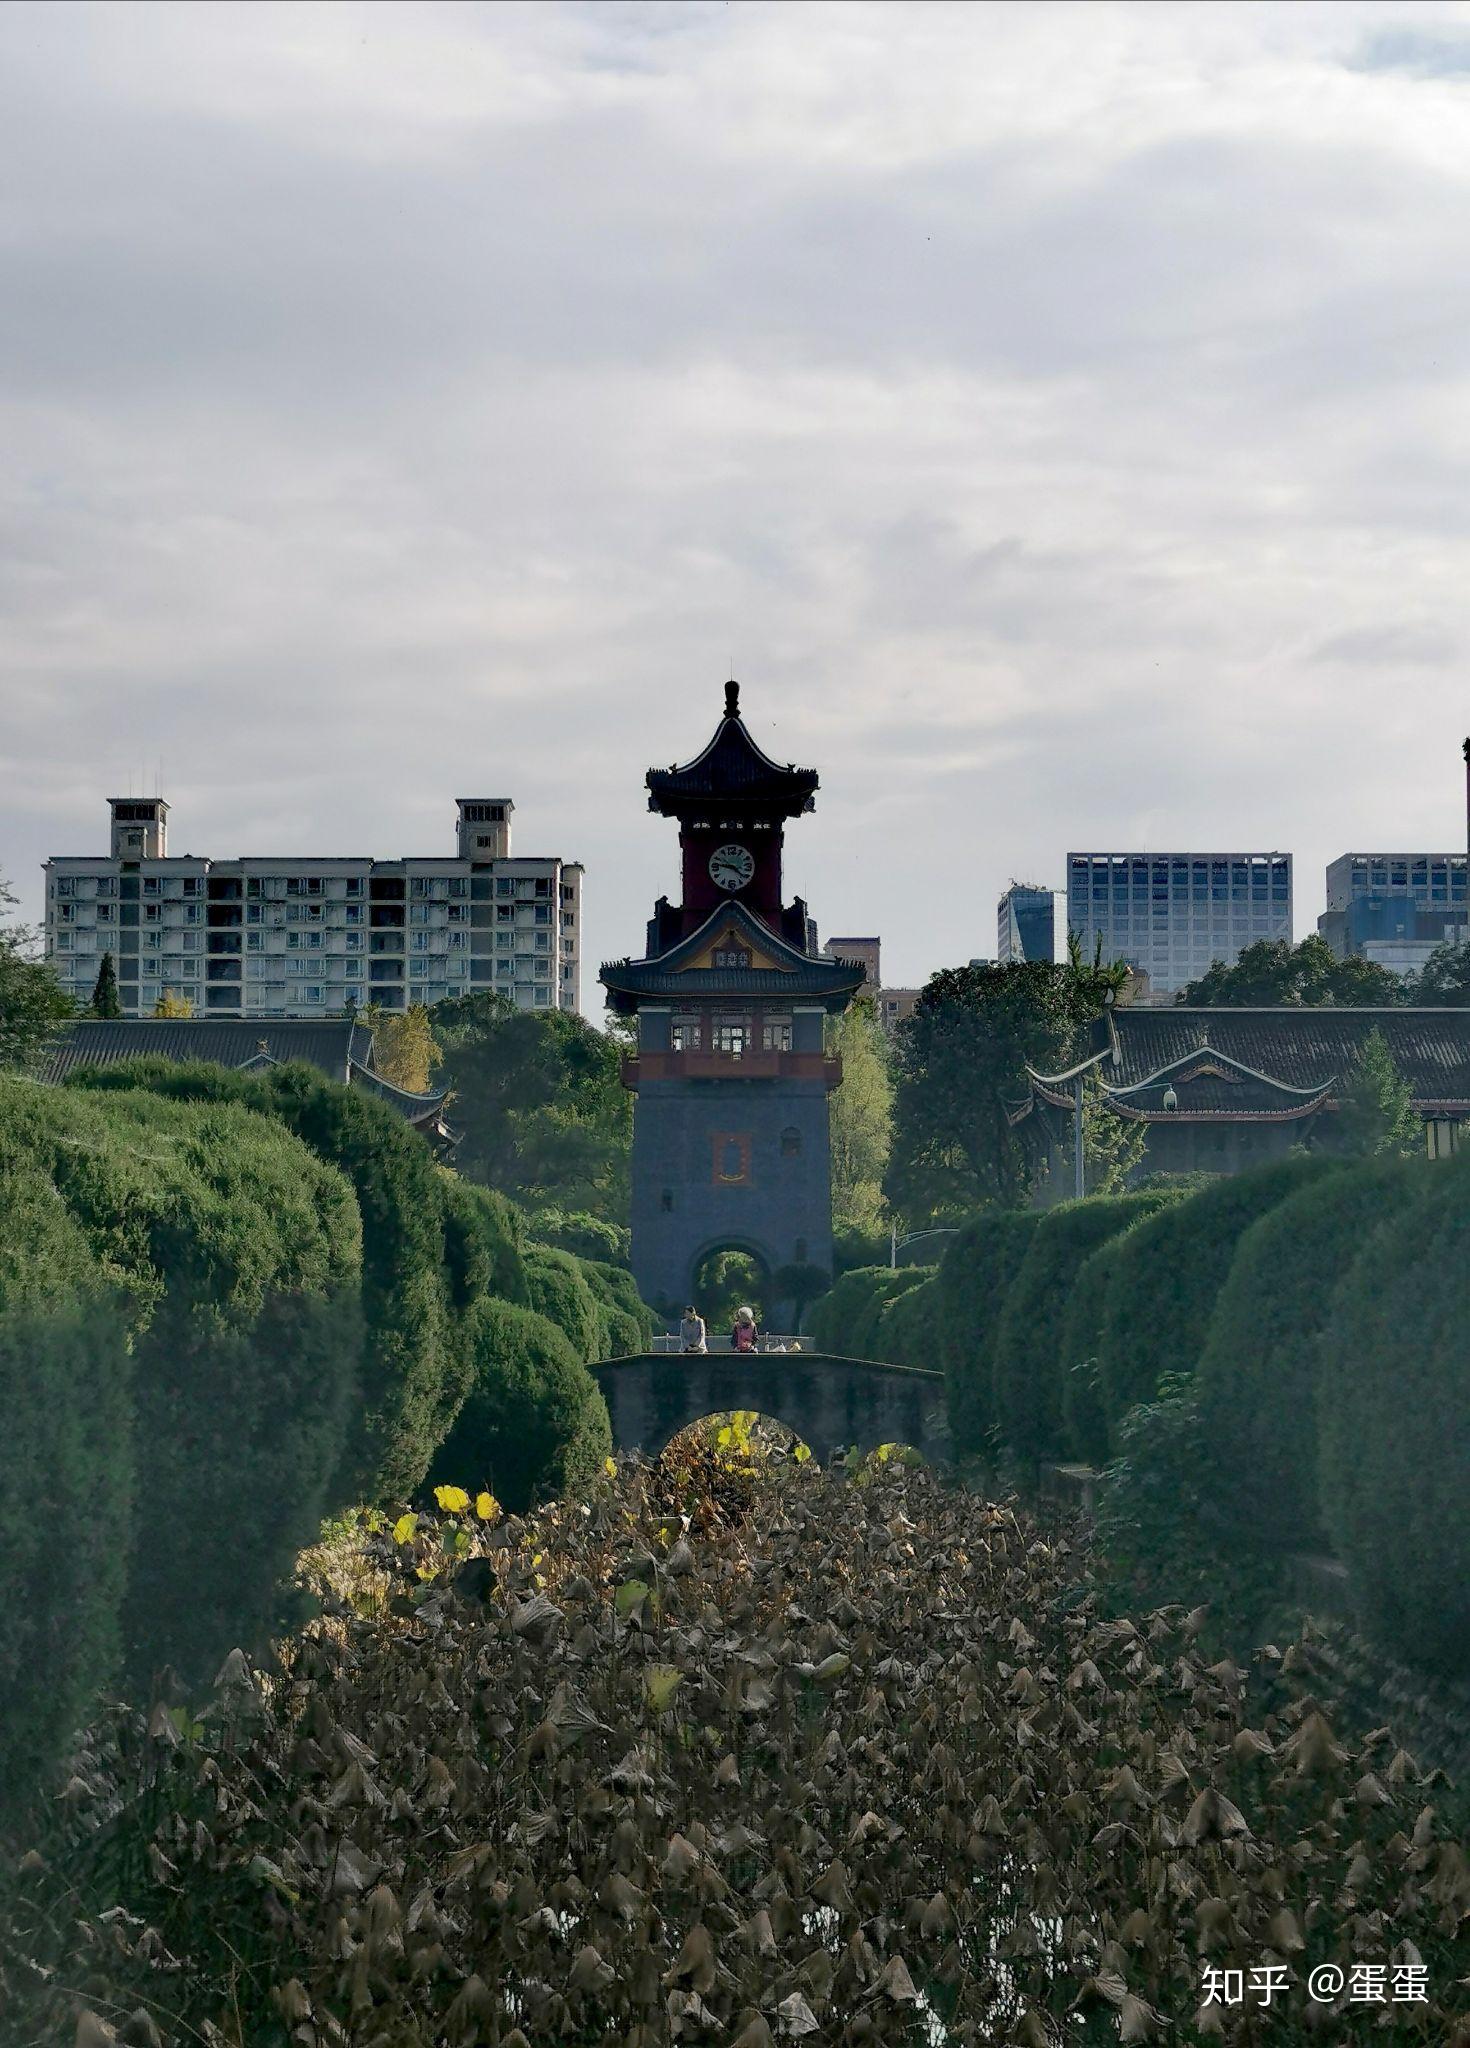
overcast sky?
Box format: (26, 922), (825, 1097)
(4, 0), (1469, 994)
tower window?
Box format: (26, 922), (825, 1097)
(660, 1188), (675, 1213)
(780, 1126), (802, 1158)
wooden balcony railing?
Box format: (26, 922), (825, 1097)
(621, 1049), (843, 1087)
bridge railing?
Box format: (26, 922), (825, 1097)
(649, 1334), (814, 1355)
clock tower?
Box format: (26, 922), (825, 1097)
(602, 682), (865, 1324)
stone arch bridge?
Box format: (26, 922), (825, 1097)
(590, 1352), (949, 1467)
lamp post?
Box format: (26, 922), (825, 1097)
(890, 1226), (962, 1269)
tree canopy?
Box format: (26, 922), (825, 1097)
(1333, 1025), (1421, 1156)
(825, 997), (892, 1235)
(1407, 937), (1470, 1006)
(431, 993), (631, 1222)
(1177, 934), (1403, 1007)
(0, 872), (72, 1068)
(885, 945), (1124, 1220)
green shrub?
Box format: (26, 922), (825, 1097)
(578, 1259), (654, 1352)
(1318, 1153), (1470, 1673)
(993, 1191), (1184, 1466)
(2, 1077), (363, 1685)
(1058, 1234), (1132, 1464)
(67, 1058), (458, 1500)
(529, 1208), (631, 1264)
(1093, 1155), (1334, 1452)
(1196, 1155), (1416, 1551)
(524, 1245), (604, 1362)
(935, 1209), (1045, 1459)
(878, 1272), (943, 1368)
(0, 1149), (132, 1811)
(849, 1267), (932, 1360)
(439, 1173), (529, 1311)
(428, 1300), (612, 1512)
(806, 1265), (899, 1356)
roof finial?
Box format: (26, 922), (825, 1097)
(724, 677), (740, 718)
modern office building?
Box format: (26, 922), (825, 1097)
(997, 883), (1055, 965)
(1066, 851), (1292, 997)
(1317, 853), (1468, 978)
(45, 795), (583, 1019)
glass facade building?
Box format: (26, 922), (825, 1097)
(1318, 853), (1468, 977)
(1066, 851), (1292, 997)
(997, 884), (1055, 965)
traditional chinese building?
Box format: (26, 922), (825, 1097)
(601, 682), (865, 1319)
(1019, 1005), (1470, 1186)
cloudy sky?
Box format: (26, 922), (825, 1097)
(4, 0), (1469, 994)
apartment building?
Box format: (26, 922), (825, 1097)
(1066, 850), (1292, 997)
(45, 795), (583, 1019)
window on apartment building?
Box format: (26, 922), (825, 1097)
(56, 931), (72, 950)
(496, 904), (514, 923)
(534, 878), (551, 897)
(496, 877), (514, 896)
(55, 877), (74, 898)
(534, 905), (551, 925)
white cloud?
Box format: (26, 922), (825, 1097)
(2, 0), (1469, 990)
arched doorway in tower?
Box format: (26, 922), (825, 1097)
(689, 1242), (771, 1332)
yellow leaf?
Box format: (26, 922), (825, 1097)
(793, 1443), (811, 1465)
(392, 1513), (418, 1545)
(604, 1457), (617, 1476)
(475, 1491), (500, 1523)
(434, 1485), (470, 1514)
(645, 1664), (684, 1712)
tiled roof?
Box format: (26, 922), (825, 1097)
(645, 684), (819, 816)
(1104, 1007), (1470, 1104)
(601, 899), (864, 1013)
(1033, 1007), (1470, 1114)
(36, 1018), (452, 1123)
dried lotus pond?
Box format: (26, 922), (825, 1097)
(4, 1455), (1469, 2046)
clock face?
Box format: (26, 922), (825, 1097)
(709, 842), (755, 892)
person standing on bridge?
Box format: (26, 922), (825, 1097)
(730, 1305), (763, 1354)
(678, 1305), (707, 1354)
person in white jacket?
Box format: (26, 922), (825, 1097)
(678, 1306), (708, 1354)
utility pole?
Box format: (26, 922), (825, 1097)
(1073, 1071), (1085, 1200)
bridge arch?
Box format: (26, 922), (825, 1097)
(590, 1352), (949, 1468)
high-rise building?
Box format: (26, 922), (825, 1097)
(1317, 853), (1468, 977)
(45, 794), (583, 1019)
(997, 884), (1055, 964)
(1066, 851), (1292, 997)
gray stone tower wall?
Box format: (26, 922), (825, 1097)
(630, 1075), (835, 1319)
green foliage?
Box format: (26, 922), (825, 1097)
(0, 1152), (132, 1813)
(89, 950), (123, 1018)
(429, 1299), (612, 1513)
(530, 1207), (631, 1264)
(770, 1261), (832, 1334)
(1078, 1074), (1148, 1195)
(1318, 1152), (1470, 1673)
(66, 1057), (461, 1501)
(0, 870), (73, 1068)
(432, 994), (631, 1222)
(1196, 1155), (1415, 1552)
(992, 1190), (1183, 1465)
(691, 1248), (766, 1330)
(805, 1265), (891, 1356)
(524, 1244), (604, 1362)
(1093, 1154), (1335, 1451)
(877, 1271), (943, 1368)
(1178, 933), (1403, 1007)
(885, 962), (1083, 1218)
(848, 1266), (932, 1359)
(935, 1209), (1045, 1458)
(0, 1077), (363, 1686)
(1333, 1026), (1421, 1157)
(1058, 1232), (1133, 1464)
(439, 1172), (529, 1311)
(1407, 937), (1470, 1006)
(826, 997), (892, 1235)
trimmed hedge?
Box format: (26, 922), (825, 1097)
(1, 1077), (362, 1686)
(849, 1267), (932, 1360)
(524, 1244), (604, 1362)
(1058, 1233), (1133, 1465)
(1318, 1153), (1469, 1673)
(805, 1265), (923, 1358)
(878, 1271), (943, 1369)
(992, 1190), (1184, 1466)
(67, 1059), (459, 1499)
(0, 1149), (133, 1808)
(1093, 1155), (1334, 1452)
(440, 1172), (529, 1312)
(936, 1210), (1045, 1459)
(579, 1258), (655, 1355)
(1195, 1155), (1415, 1551)
(428, 1299), (612, 1512)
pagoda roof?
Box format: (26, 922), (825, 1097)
(601, 899), (865, 1014)
(1025, 1005), (1470, 1121)
(645, 680), (819, 817)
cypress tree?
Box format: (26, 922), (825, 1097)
(90, 951), (122, 1018)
